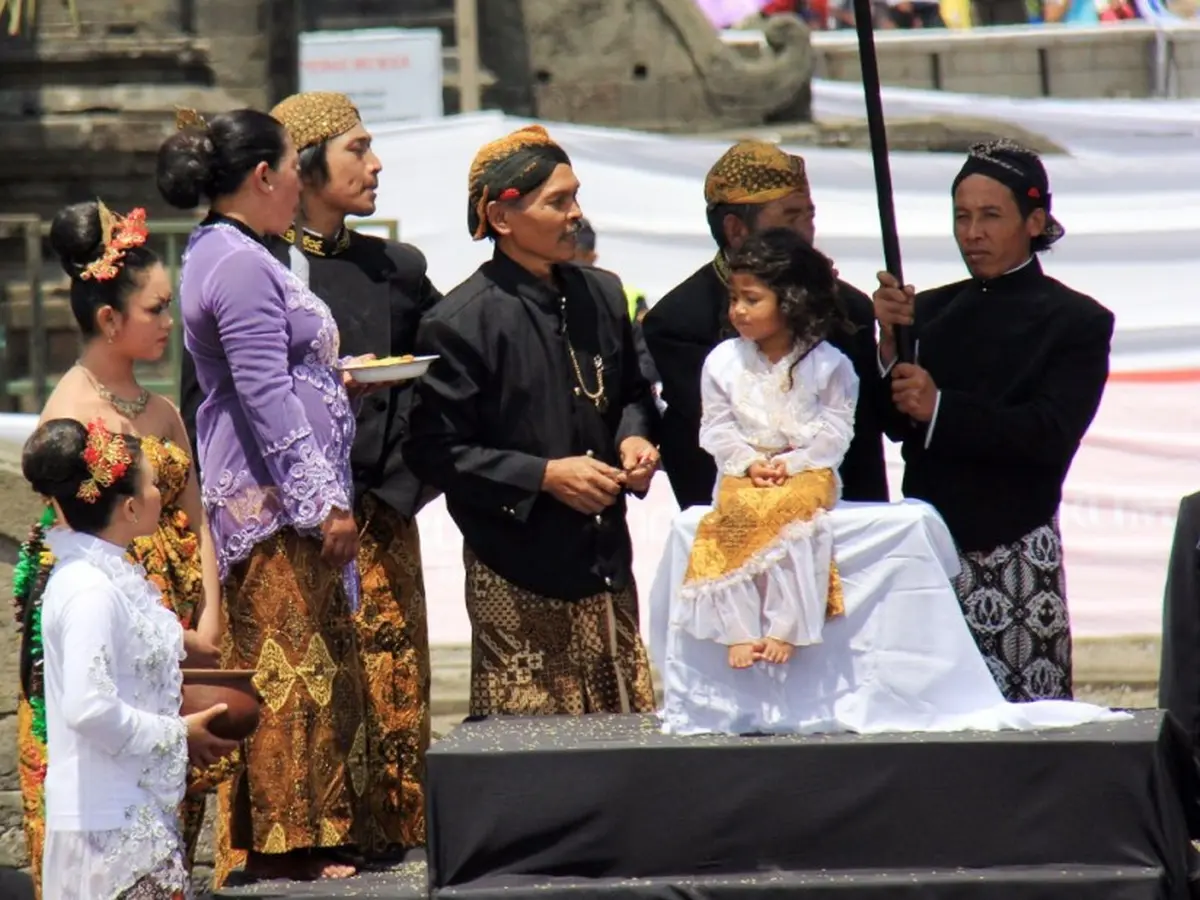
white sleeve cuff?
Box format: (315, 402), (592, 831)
(877, 347), (897, 378)
(923, 390), (943, 449)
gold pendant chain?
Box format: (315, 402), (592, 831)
(561, 297), (606, 409)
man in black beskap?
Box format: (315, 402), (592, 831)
(873, 139), (1114, 703)
(404, 125), (659, 719)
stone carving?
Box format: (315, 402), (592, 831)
(478, 0), (814, 132)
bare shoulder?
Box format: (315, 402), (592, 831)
(38, 370), (107, 426)
(145, 391), (187, 442)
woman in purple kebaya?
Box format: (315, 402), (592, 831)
(157, 108), (375, 883)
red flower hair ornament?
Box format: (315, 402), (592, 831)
(77, 419), (133, 503)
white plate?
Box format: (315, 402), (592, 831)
(340, 355), (438, 384)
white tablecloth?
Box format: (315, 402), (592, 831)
(649, 500), (1129, 736)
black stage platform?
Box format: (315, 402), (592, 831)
(217, 710), (1199, 899)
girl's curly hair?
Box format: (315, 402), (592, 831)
(727, 228), (855, 385)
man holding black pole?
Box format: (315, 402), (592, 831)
(873, 139), (1113, 703)
(641, 140), (889, 511)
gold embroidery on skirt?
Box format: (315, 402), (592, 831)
(215, 530), (367, 863)
(212, 497), (431, 885)
(685, 467), (843, 618)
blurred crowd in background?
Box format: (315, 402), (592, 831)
(699, 0), (1181, 33)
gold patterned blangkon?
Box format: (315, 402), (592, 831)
(270, 91), (361, 152)
(704, 140), (810, 207)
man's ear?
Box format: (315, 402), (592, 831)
(486, 200), (515, 238)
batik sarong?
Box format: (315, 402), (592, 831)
(463, 549), (655, 717)
(954, 516), (1072, 702)
(218, 530), (369, 860)
(352, 493), (430, 854)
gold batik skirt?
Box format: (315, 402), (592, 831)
(682, 468), (844, 644)
(212, 529), (368, 883)
(352, 493), (430, 854)
(463, 548), (656, 717)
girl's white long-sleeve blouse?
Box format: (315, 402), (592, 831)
(698, 336), (859, 486)
(41, 528), (190, 900)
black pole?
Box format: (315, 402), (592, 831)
(851, 0), (914, 364)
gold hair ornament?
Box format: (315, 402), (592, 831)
(175, 106), (208, 132)
(80, 202), (149, 282)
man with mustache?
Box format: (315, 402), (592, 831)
(642, 141), (888, 510)
(404, 125), (658, 718)
(180, 91), (441, 879)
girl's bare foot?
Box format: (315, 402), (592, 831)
(761, 637), (794, 665)
(728, 642), (759, 668)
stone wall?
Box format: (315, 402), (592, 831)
(0, 0), (299, 225)
(478, 0), (815, 131)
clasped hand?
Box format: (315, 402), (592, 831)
(542, 438), (659, 515)
(748, 459), (787, 488)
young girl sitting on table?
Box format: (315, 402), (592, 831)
(22, 418), (236, 899)
(676, 228), (858, 670)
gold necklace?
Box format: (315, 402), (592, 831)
(77, 362), (150, 419)
(560, 298), (606, 409)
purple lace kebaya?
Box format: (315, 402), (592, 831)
(179, 221), (360, 607)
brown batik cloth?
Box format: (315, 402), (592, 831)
(353, 493), (431, 853)
(463, 548), (656, 717)
(217, 530), (369, 862)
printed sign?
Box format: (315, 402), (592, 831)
(299, 27), (444, 124)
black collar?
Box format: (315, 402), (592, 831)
(201, 211), (268, 247)
(282, 225), (352, 257)
(973, 255), (1044, 292)
(485, 248), (567, 313)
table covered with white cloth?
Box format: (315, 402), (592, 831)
(648, 499), (1128, 735)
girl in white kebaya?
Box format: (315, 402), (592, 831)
(22, 418), (235, 899)
(677, 229), (858, 669)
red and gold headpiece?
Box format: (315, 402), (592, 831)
(80, 202), (150, 283)
(77, 419), (133, 503)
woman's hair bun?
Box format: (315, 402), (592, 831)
(157, 129), (214, 210)
(21, 419), (89, 499)
(48, 202), (105, 280)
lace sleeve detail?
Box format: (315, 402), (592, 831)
(206, 250), (350, 531)
(698, 352), (763, 477)
(57, 585), (187, 760)
(773, 347), (859, 476)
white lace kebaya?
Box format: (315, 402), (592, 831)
(40, 529), (190, 900)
